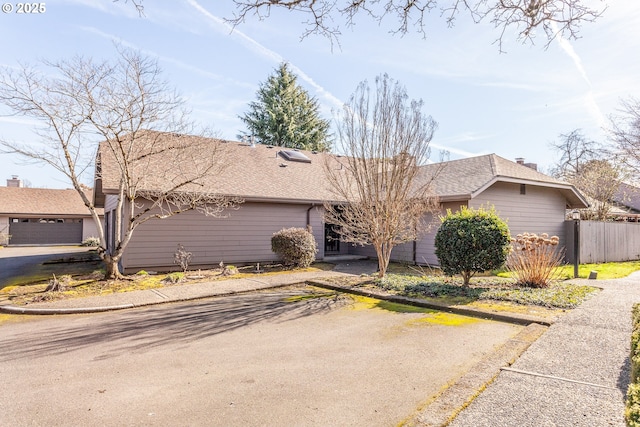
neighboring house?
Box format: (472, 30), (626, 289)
(613, 182), (640, 215)
(94, 133), (588, 272)
(0, 176), (101, 245)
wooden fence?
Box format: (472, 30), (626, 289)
(565, 220), (640, 263)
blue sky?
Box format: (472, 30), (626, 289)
(1, 0), (639, 188)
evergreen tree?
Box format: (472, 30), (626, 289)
(240, 63), (331, 151)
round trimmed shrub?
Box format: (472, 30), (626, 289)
(271, 227), (318, 268)
(434, 206), (510, 286)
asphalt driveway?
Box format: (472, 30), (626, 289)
(0, 246), (98, 289)
(0, 286), (522, 426)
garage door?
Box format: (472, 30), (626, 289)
(9, 218), (83, 245)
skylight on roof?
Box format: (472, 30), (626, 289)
(279, 150), (311, 163)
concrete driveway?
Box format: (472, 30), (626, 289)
(0, 286), (522, 426)
(0, 246), (98, 289)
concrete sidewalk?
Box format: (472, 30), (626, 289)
(441, 272), (640, 427)
(0, 269), (355, 314)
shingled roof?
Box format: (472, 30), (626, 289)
(95, 132), (587, 208)
(0, 187), (96, 216)
(416, 154), (588, 208)
(96, 131), (339, 204)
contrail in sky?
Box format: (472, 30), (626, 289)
(552, 23), (606, 128)
(187, 0), (345, 110)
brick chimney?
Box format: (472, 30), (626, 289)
(514, 158), (538, 171)
(6, 175), (22, 187)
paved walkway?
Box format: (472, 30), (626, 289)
(443, 272), (640, 427)
(2, 260), (639, 426)
(0, 269), (359, 314)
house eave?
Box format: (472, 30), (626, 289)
(437, 194), (472, 203)
(470, 176), (589, 209)
(99, 188), (338, 206)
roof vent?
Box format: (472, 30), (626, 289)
(279, 150), (311, 164)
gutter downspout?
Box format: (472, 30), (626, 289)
(306, 204), (315, 232)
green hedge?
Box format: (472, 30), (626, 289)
(271, 227), (317, 268)
(434, 206), (510, 286)
(626, 303), (640, 426)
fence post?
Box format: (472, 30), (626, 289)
(572, 210), (581, 278)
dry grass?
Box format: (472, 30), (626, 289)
(0, 262), (335, 306)
(507, 233), (563, 288)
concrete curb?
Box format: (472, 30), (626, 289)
(309, 280), (554, 327)
(0, 283), (294, 315)
(0, 303), (136, 315)
(1, 278), (555, 327)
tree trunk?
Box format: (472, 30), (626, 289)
(462, 271), (471, 286)
(102, 254), (122, 280)
(375, 241), (393, 278)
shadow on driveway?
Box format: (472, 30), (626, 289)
(0, 287), (349, 361)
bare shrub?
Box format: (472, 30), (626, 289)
(45, 274), (72, 292)
(507, 233), (563, 288)
(174, 244), (192, 272)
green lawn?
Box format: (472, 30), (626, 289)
(494, 260), (640, 280)
(555, 261), (640, 280)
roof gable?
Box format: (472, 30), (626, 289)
(416, 154), (588, 208)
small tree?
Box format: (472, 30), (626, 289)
(434, 206), (510, 286)
(610, 97), (640, 183)
(572, 159), (626, 221)
(0, 47), (241, 279)
(549, 129), (602, 180)
(271, 227), (318, 268)
(174, 244), (192, 272)
(324, 74), (440, 278)
(550, 130), (627, 221)
(240, 62), (331, 151)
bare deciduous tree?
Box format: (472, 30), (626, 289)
(228, 0), (604, 50)
(571, 159), (625, 221)
(610, 97), (640, 182)
(0, 48), (240, 279)
(549, 129), (602, 180)
(550, 129), (627, 220)
(324, 74), (440, 277)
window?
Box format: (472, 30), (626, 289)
(279, 150), (312, 163)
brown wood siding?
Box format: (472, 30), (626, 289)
(416, 202), (468, 266)
(469, 182), (568, 251)
(104, 195), (119, 213)
(121, 201), (325, 271)
(348, 204), (464, 265)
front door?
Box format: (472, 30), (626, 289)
(324, 223), (341, 254)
